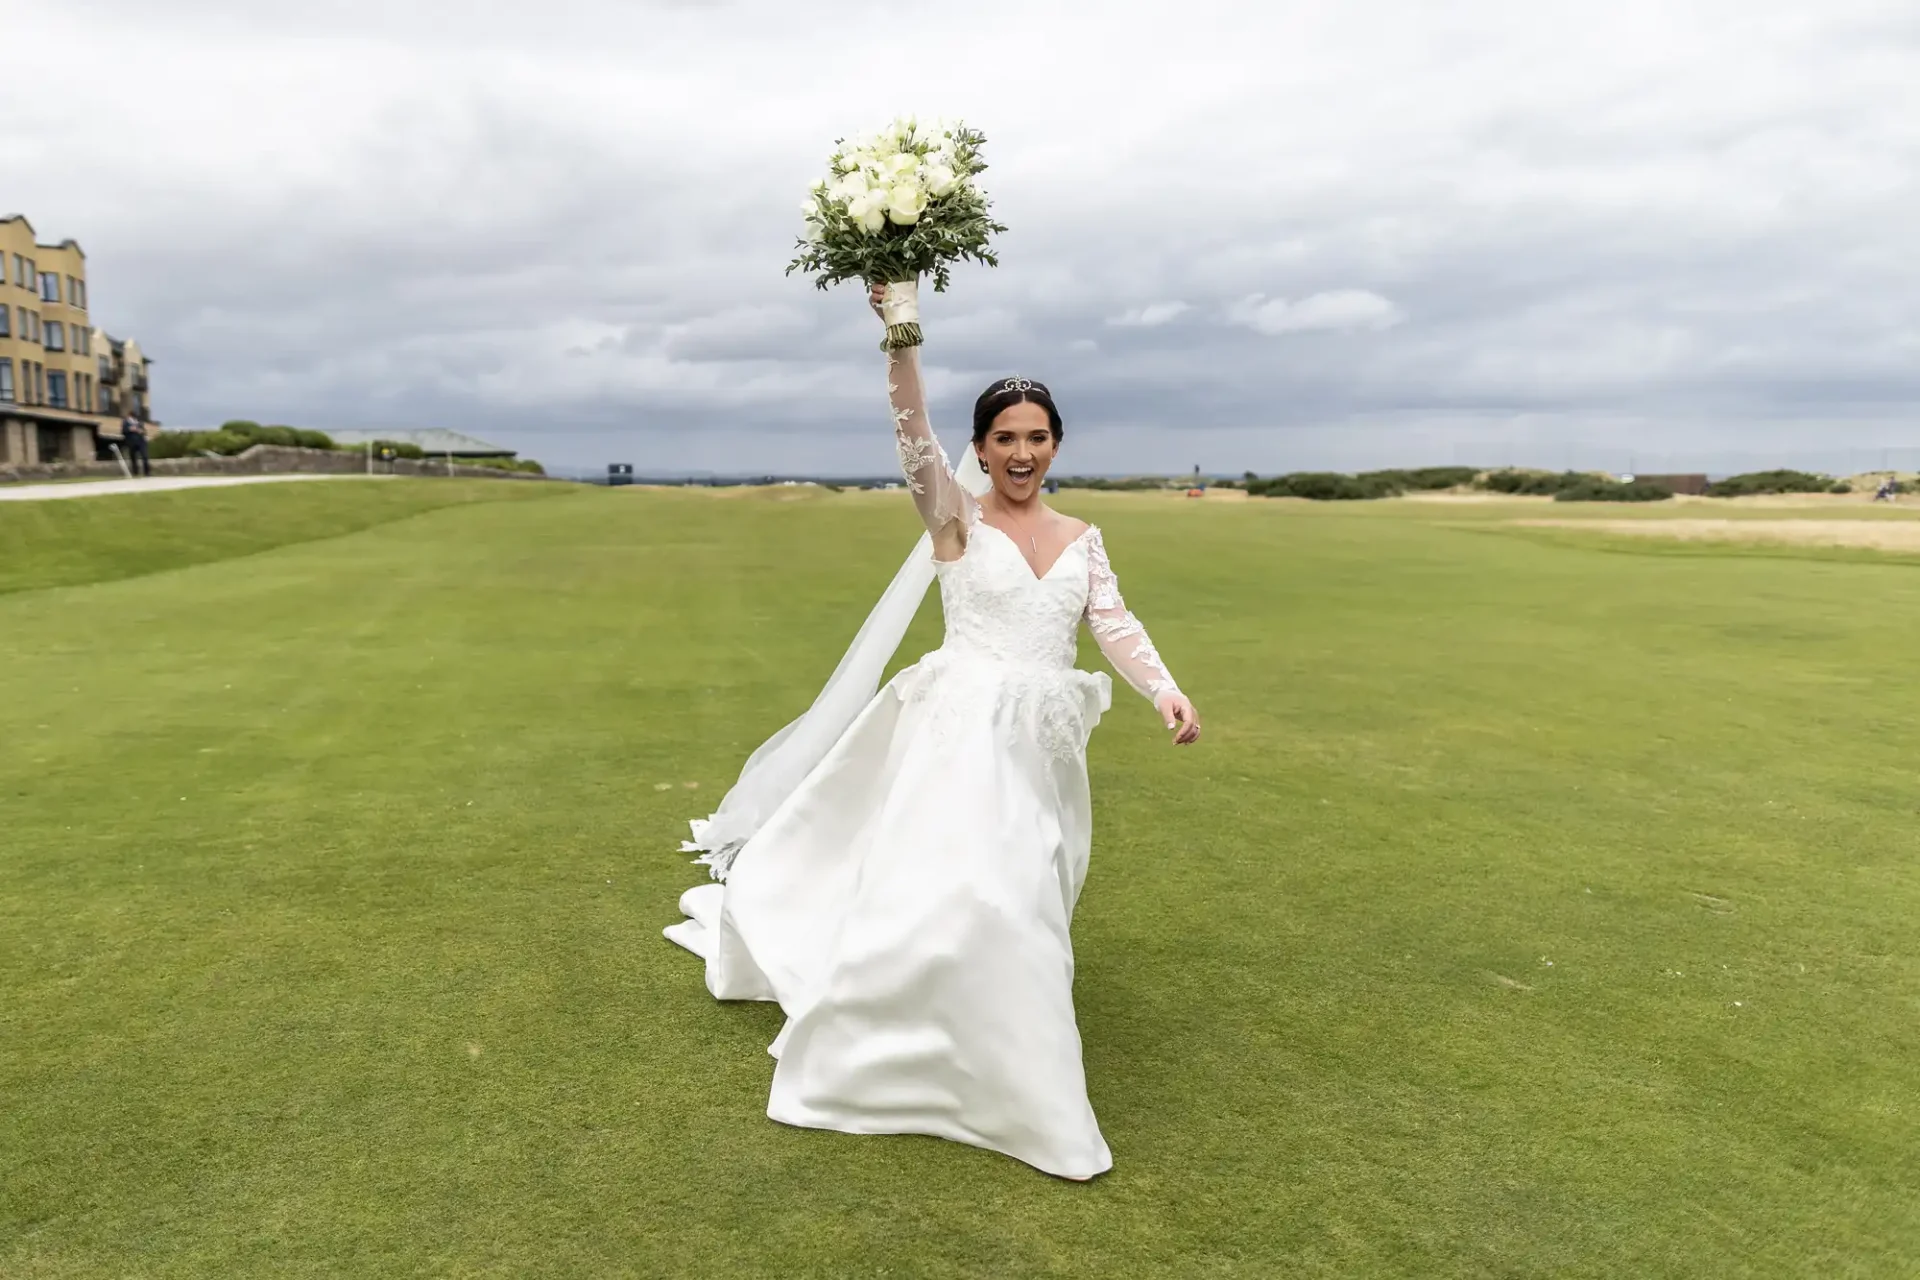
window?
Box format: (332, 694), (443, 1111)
(0, 359), (12, 402)
(80, 374), (92, 412)
(30, 311), (41, 343)
(39, 272), (58, 303)
(48, 370), (68, 407)
(44, 321), (65, 352)
(99, 355), (111, 382)
(11, 255), (24, 287)
(15, 306), (25, 337)
(67, 276), (78, 306)
(0, 305), (8, 337)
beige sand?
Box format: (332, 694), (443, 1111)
(1515, 518), (1920, 551)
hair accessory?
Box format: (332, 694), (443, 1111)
(1001, 377), (1035, 393)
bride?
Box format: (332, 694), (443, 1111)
(664, 282), (1200, 1180)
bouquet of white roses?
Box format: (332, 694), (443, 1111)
(787, 116), (1007, 351)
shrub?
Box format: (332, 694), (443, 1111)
(1553, 479), (1674, 503)
(1055, 476), (1174, 491)
(1353, 470), (1411, 493)
(147, 431), (195, 459)
(150, 429), (253, 458)
(1704, 469), (1834, 497)
(1830, 481), (1852, 494)
(1249, 471), (1399, 500)
(456, 456), (544, 475)
(370, 439), (426, 460)
(1403, 466), (1481, 491)
(199, 420), (333, 451)
(1480, 469), (1594, 496)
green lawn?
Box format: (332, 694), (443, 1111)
(3, 483), (1916, 1277)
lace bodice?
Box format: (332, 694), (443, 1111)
(937, 517), (1091, 670)
(887, 347), (1181, 703)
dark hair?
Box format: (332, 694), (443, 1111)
(972, 378), (1064, 446)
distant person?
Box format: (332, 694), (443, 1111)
(124, 416), (151, 477)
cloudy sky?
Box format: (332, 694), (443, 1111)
(5, 0), (1917, 476)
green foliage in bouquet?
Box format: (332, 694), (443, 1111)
(786, 119), (1008, 308)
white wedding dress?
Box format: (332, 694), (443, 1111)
(665, 347), (1181, 1179)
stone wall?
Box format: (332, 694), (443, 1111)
(0, 444), (556, 486)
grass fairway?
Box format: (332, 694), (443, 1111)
(3, 483), (1916, 1277)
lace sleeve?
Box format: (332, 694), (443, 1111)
(1082, 526), (1181, 704)
(886, 345), (974, 536)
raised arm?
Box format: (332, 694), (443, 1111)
(885, 344), (973, 538)
(1083, 527), (1201, 744)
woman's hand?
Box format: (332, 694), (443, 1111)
(868, 281), (887, 320)
(1156, 693), (1202, 746)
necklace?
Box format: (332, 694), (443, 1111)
(994, 500), (1044, 559)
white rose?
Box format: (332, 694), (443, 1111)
(803, 218), (824, 244)
(809, 177), (827, 191)
(835, 154), (859, 173)
(924, 165), (957, 197)
(887, 182), (926, 225)
(859, 205), (887, 234)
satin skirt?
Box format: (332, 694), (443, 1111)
(665, 649), (1114, 1178)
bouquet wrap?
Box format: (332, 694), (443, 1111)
(878, 279), (922, 352)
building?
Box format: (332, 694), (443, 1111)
(1628, 473), (1711, 496)
(0, 213), (152, 466)
(97, 334), (153, 427)
(323, 428), (517, 459)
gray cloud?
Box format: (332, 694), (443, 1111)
(4, 0), (1917, 476)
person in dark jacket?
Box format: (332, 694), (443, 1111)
(124, 415), (151, 477)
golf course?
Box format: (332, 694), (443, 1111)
(3, 478), (1916, 1277)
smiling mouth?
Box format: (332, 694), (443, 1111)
(1007, 464), (1035, 482)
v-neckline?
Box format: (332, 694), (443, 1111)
(974, 518), (1093, 583)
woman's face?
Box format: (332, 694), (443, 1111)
(977, 402), (1058, 502)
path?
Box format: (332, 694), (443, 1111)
(0, 474), (387, 503)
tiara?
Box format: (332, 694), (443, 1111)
(1001, 377), (1035, 393)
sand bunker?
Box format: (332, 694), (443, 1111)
(1516, 518), (1920, 552)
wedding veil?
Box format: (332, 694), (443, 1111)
(682, 443), (994, 879)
